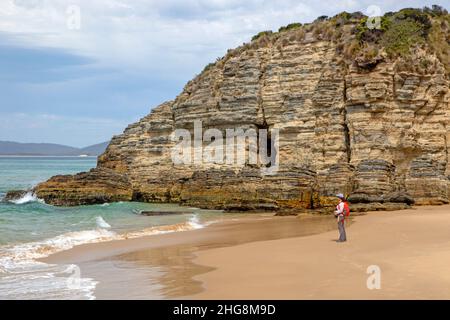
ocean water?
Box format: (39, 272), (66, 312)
(0, 157), (225, 300)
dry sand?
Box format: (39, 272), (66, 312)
(42, 205), (450, 299)
(191, 205), (450, 299)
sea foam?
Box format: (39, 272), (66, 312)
(188, 214), (204, 230)
(0, 213), (207, 299)
(9, 192), (44, 205)
(96, 216), (111, 229)
(0, 228), (117, 300)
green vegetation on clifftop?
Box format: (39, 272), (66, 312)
(196, 5), (449, 84)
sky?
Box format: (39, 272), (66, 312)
(0, 0), (448, 147)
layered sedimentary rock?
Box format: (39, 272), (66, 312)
(34, 10), (450, 211)
(35, 168), (132, 206)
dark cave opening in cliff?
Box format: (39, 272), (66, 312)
(256, 123), (276, 168)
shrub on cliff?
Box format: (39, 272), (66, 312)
(423, 4), (448, 16)
(315, 15), (329, 22)
(355, 8), (433, 56)
(381, 19), (426, 56)
(278, 22), (302, 33)
(201, 62), (215, 73)
(330, 11), (366, 28)
(251, 30), (273, 41)
(348, 6), (450, 74)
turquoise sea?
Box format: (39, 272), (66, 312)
(0, 157), (225, 299)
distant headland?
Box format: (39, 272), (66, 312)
(0, 141), (109, 156)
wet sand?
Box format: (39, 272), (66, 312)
(41, 214), (338, 299)
(43, 205), (450, 299)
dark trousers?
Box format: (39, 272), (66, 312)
(338, 216), (347, 241)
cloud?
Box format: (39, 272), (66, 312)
(0, 1), (331, 76)
(0, 40), (99, 83)
(0, 0), (448, 146)
(1, 0), (448, 78)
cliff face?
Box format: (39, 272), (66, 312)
(35, 9), (450, 211)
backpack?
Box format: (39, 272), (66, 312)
(343, 201), (350, 217)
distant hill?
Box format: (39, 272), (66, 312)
(0, 141), (109, 156)
(78, 142), (110, 156)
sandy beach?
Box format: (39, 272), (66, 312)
(42, 205), (450, 299)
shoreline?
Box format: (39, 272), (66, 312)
(41, 213), (338, 299)
(42, 205), (450, 299)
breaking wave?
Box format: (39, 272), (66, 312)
(0, 214), (206, 299)
(122, 214), (205, 239)
(8, 192), (44, 205)
(0, 228), (117, 300)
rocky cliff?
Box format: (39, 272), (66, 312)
(33, 8), (450, 211)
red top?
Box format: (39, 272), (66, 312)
(336, 201), (350, 219)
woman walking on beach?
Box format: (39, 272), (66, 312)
(335, 194), (349, 242)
